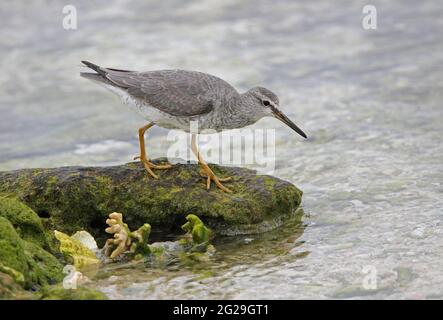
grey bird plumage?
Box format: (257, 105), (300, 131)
(80, 61), (307, 137)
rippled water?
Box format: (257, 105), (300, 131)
(1, 0), (443, 299)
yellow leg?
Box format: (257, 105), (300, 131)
(191, 134), (232, 193)
(134, 123), (171, 179)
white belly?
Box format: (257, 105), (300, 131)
(103, 84), (192, 131)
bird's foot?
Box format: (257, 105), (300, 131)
(134, 156), (172, 179)
(199, 164), (233, 193)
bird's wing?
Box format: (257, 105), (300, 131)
(105, 70), (219, 117)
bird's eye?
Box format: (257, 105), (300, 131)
(262, 100), (270, 106)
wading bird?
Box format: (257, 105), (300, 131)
(81, 61), (307, 193)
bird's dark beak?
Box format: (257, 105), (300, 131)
(272, 108), (307, 138)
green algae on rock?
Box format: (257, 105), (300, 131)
(0, 159), (303, 240)
(0, 271), (34, 300)
(54, 230), (99, 270)
(0, 216), (63, 290)
(0, 263), (25, 286)
(39, 285), (108, 300)
(0, 197), (104, 299)
(181, 214), (213, 252)
(0, 197), (58, 253)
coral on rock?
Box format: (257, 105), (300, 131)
(103, 212), (151, 260)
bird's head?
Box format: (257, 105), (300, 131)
(246, 86), (307, 139)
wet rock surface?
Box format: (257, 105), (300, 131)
(0, 159), (303, 242)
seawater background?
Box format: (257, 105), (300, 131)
(1, 0), (442, 299)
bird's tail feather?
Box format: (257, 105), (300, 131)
(81, 60), (107, 76)
(80, 72), (105, 82)
(81, 60), (115, 85)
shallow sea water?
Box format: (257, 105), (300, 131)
(1, 0), (443, 299)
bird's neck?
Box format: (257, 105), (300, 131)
(212, 92), (262, 130)
(236, 92), (263, 124)
(215, 93), (260, 129)
(239, 91), (254, 106)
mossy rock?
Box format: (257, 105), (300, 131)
(0, 159), (303, 242)
(40, 285), (107, 300)
(0, 197), (58, 253)
(0, 272), (34, 300)
(0, 218), (28, 281)
(23, 241), (64, 288)
(54, 230), (99, 270)
(0, 217), (63, 290)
